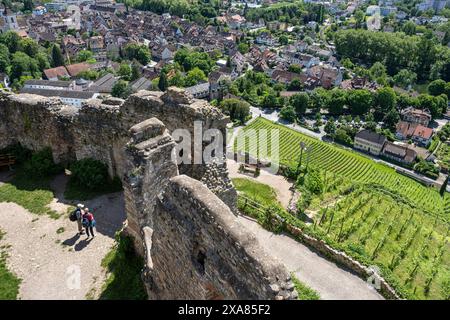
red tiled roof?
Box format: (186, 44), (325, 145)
(66, 63), (90, 77)
(413, 125), (433, 139)
(44, 66), (69, 80)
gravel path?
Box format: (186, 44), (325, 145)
(0, 174), (126, 300)
(238, 215), (384, 300)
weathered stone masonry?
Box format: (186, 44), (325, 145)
(0, 88), (295, 300)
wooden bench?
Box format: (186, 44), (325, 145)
(0, 154), (16, 171)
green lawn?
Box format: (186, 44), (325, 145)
(0, 230), (21, 300)
(0, 172), (60, 219)
(232, 178), (279, 207)
(98, 233), (147, 300)
(291, 274), (320, 300)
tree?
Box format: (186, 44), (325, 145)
(346, 89), (373, 115)
(402, 21), (417, 36)
(123, 43), (151, 65)
(51, 44), (65, 67)
(393, 69), (417, 89)
(428, 79), (447, 96)
(418, 94), (447, 119)
(35, 51), (50, 71)
(77, 50), (95, 63)
(0, 31), (21, 53)
(327, 89), (347, 115)
(309, 88), (330, 110)
(334, 128), (353, 146)
(111, 80), (131, 99)
(279, 35), (289, 45)
(184, 67), (206, 87)
(375, 87), (397, 114)
(20, 38), (39, 57)
(158, 71), (169, 92)
(0, 43), (10, 73)
(383, 108), (400, 130)
(287, 79), (302, 91)
(118, 63), (132, 81)
(279, 105), (296, 123)
(23, 0), (33, 11)
(364, 112), (377, 131)
(76, 69), (99, 80)
(324, 118), (336, 136)
(291, 93), (310, 115)
(10, 52), (40, 82)
(238, 43), (249, 54)
(288, 64), (302, 74)
(369, 62), (388, 85)
(354, 10), (365, 28)
(220, 99), (250, 124)
(131, 64), (141, 81)
(262, 93), (278, 109)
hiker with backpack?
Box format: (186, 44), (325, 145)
(69, 204), (85, 235)
(82, 208), (96, 239)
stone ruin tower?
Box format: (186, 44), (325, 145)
(0, 88), (296, 300)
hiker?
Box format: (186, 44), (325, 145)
(82, 208), (96, 239)
(74, 204), (85, 235)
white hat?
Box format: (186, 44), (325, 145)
(77, 204), (84, 208)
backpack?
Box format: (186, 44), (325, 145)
(69, 209), (78, 222)
(82, 217), (88, 227)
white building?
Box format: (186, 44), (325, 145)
(0, 8), (20, 34)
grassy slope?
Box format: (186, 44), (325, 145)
(0, 172), (59, 219)
(0, 230), (21, 300)
(99, 233), (147, 300)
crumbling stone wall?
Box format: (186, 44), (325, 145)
(0, 88), (293, 300)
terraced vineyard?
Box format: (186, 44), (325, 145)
(235, 118), (446, 218)
(312, 185), (449, 300)
(234, 174), (450, 299)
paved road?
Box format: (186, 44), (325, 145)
(249, 107), (324, 139)
(238, 215), (384, 300)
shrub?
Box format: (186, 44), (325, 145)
(304, 169), (324, 195)
(23, 148), (62, 178)
(69, 158), (109, 191)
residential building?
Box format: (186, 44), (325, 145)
(20, 87), (98, 107)
(395, 121), (418, 140)
(23, 79), (77, 91)
(382, 142), (417, 165)
(0, 8), (20, 33)
(412, 126), (433, 147)
(186, 82), (210, 99)
(32, 6), (47, 16)
(44, 66), (70, 81)
(130, 77), (152, 92)
(354, 130), (387, 156)
(401, 107), (432, 126)
(88, 73), (118, 94)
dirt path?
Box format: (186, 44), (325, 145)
(238, 215), (383, 300)
(0, 174), (126, 300)
(227, 159), (295, 208)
